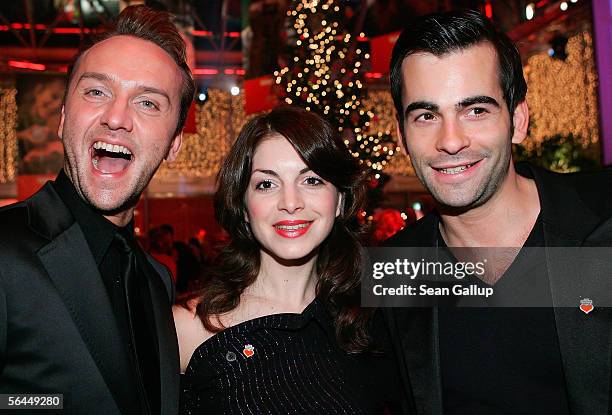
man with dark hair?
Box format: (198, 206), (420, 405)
(385, 9), (612, 415)
(0, 5), (194, 414)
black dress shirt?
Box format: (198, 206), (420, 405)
(180, 299), (404, 414)
(53, 170), (160, 415)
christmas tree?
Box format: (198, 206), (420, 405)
(274, 0), (398, 173)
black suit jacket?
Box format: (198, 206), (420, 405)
(384, 163), (612, 415)
(0, 182), (179, 415)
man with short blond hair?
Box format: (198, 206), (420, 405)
(0, 6), (194, 414)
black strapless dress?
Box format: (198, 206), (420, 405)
(180, 300), (404, 414)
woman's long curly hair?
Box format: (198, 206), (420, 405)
(190, 106), (371, 353)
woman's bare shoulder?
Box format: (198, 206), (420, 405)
(173, 302), (215, 373)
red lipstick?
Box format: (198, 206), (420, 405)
(273, 220), (312, 238)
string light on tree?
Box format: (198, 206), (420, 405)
(275, 0), (398, 172)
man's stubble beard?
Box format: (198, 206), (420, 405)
(61, 127), (162, 217)
(413, 134), (514, 215)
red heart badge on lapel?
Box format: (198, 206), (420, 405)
(579, 298), (594, 314)
(243, 344), (255, 358)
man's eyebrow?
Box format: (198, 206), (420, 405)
(404, 101), (439, 118)
(456, 95), (500, 110)
(137, 86), (171, 103)
(76, 71), (111, 84)
(76, 71), (170, 102)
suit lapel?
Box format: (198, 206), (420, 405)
(388, 307), (442, 415)
(586, 217), (612, 244)
(529, 165), (612, 414)
(37, 223), (134, 413)
(28, 182), (134, 414)
(544, 232), (612, 414)
(140, 253), (180, 415)
(384, 214), (443, 414)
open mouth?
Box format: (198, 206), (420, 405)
(273, 220), (313, 238)
(275, 223), (311, 231)
(91, 141), (133, 174)
(433, 160), (481, 175)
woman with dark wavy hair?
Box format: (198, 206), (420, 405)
(174, 106), (403, 414)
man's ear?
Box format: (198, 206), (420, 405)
(511, 100), (529, 144)
(57, 106), (65, 139)
(395, 120), (408, 156)
(165, 131), (183, 162)
(336, 192), (344, 217)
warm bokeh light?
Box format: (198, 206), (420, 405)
(523, 31), (599, 152)
(157, 89), (250, 178)
(275, 0), (398, 172)
(0, 88), (18, 183)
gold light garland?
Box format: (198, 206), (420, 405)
(523, 31), (599, 151)
(157, 89), (250, 178)
(0, 88), (18, 183)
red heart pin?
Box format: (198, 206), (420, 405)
(580, 304), (594, 314)
(243, 344), (255, 358)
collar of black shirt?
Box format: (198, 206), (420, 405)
(52, 169), (135, 266)
(261, 298), (338, 344)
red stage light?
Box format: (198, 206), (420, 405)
(53, 27), (90, 34)
(8, 60), (46, 71)
(485, 1), (493, 18)
(193, 68), (219, 75)
(192, 30), (214, 37)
